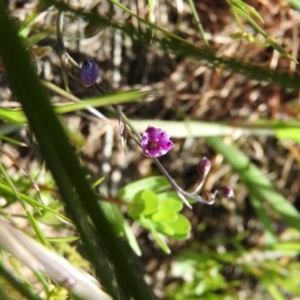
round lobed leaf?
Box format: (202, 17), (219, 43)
(168, 214), (191, 236)
(151, 206), (177, 223)
(153, 221), (175, 237)
(127, 198), (145, 217)
(128, 190), (159, 217)
(117, 176), (170, 202)
(160, 197), (183, 212)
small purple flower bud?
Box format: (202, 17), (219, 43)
(218, 186), (235, 199)
(141, 125), (174, 157)
(80, 58), (99, 87)
(196, 157), (211, 177)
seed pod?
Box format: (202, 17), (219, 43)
(196, 157), (211, 177)
(218, 186), (235, 199)
(80, 58), (99, 87)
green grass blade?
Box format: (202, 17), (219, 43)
(0, 163), (49, 248)
(23, 32), (51, 48)
(250, 195), (276, 245)
(42, 236), (79, 243)
(0, 262), (41, 300)
(206, 137), (300, 233)
(264, 283), (285, 300)
(54, 90), (142, 114)
(0, 4), (152, 299)
(129, 119), (300, 142)
(0, 180), (70, 222)
(129, 119), (275, 137)
(0, 108), (26, 124)
(53, 1), (300, 90)
(0, 88), (142, 124)
(0, 134), (27, 146)
(187, 0), (210, 48)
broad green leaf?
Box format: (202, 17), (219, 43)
(128, 190), (159, 216)
(168, 215), (191, 237)
(134, 190), (159, 216)
(159, 196), (183, 212)
(117, 176), (170, 201)
(153, 222), (175, 236)
(139, 216), (171, 253)
(172, 231), (191, 240)
(151, 207), (177, 223)
(127, 198), (145, 217)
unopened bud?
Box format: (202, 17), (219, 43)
(80, 58), (99, 87)
(197, 157), (211, 177)
(218, 186), (235, 199)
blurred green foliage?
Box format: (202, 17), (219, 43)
(0, 0), (299, 299)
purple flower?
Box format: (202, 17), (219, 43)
(141, 126), (174, 157)
(80, 58), (99, 87)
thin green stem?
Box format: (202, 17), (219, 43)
(187, 0), (210, 48)
(0, 162), (49, 248)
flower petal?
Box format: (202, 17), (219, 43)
(141, 126), (174, 157)
(80, 58), (99, 87)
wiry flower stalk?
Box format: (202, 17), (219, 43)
(56, 10), (234, 209)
